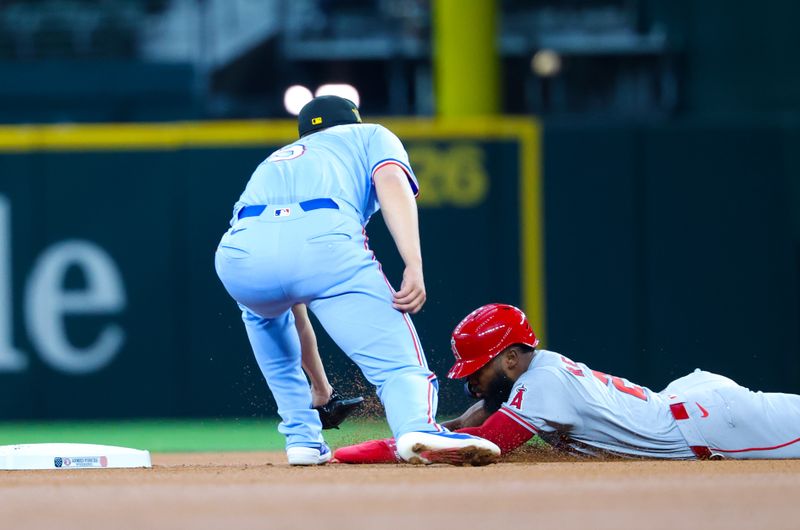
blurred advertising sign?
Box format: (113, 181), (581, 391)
(0, 195), (126, 374)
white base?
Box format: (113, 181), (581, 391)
(0, 443), (152, 470)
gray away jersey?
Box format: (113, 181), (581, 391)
(233, 123), (418, 226)
(499, 350), (695, 458)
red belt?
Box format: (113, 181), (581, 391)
(669, 402), (713, 460)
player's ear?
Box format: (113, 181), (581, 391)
(502, 347), (520, 370)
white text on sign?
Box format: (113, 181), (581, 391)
(0, 195), (126, 374)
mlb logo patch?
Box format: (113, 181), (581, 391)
(274, 208), (291, 217)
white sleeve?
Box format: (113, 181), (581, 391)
(499, 369), (582, 435)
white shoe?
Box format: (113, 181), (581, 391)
(287, 444), (332, 466)
(396, 431), (500, 466)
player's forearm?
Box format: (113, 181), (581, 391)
(292, 305), (318, 362)
(373, 165), (422, 269)
(301, 348), (329, 394)
(442, 400), (492, 430)
(457, 411), (534, 454)
(292, 305), (332, 403)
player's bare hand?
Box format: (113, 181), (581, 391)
(393, 265), (426, 314)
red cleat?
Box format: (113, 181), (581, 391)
(333, 438), (401, 464)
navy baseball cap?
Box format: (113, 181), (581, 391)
(297, 95), (362, 138)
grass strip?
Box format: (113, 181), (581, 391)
(0, 419), (393, 452)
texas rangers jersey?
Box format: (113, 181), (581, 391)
(216, 120), (441, 447)
(233, 123), (418, 226)
(500, 350), (695, 458)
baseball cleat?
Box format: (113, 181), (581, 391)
(314, 389), (365, 430)
(333, 438), (400, 464)
(287, 444), (332, 466)
(396, 431), (500, 467)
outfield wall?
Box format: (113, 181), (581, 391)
(0, 117), (797, 420)
(544, 120), (800, 394)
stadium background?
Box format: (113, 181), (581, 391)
(0, 0), (797, 443)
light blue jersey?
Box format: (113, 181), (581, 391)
(233, 123), (418, 226)
(215, 122), (441, 453)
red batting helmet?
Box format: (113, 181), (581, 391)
(447, 303), (539, 379)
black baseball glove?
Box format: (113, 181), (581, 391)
(314, 388), (365, 429)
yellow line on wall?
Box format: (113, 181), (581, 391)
(516, 121), (547, 343)
(0, 118), (540, 151)
(0, 121), (298, 152)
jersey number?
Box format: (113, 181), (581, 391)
(267, 145), (306, 162)
(560, 356), (647, 401)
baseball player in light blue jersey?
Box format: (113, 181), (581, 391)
(215, 96), (500, 466)
(335, 303), (800, 463)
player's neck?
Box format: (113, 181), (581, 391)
(511, 350), (536, 380)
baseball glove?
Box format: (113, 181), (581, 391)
(314, 388), (364, 429)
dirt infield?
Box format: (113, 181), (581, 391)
(2, 451), (800, 530)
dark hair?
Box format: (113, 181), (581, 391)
(516, 344), (536, 355)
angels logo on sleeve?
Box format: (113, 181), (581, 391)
(508, 385), (527, 410)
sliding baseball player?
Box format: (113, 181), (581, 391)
(335, 303), (800, 463)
